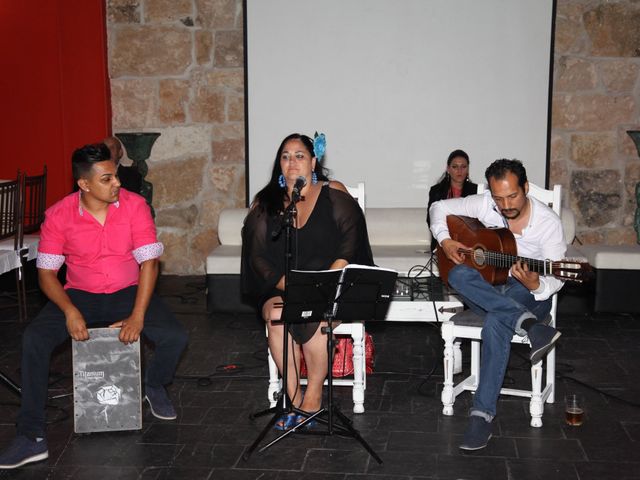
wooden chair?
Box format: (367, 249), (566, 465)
(0, 173), (27, 321)
(21, 166), (47, 263)
(440, 183), (562, 427)
(266, 182), (369, 413)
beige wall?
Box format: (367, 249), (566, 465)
(552, 0), (640, 245)
(107, 0), (640, 275)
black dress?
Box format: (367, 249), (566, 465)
(241, 184), (374, 344)
(426, 180), (478, 251)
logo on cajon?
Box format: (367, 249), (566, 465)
(96, 385), (122, 405)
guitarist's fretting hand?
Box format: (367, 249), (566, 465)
(510, 260), (540, 291)
(441, 239), (468, 264)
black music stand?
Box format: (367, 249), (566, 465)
(245, 264), (397, 464)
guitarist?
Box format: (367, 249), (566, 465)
(429, 159), (565, 451)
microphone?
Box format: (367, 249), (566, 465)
(291, 175), (307, 204)
(292, 176), (306, 196)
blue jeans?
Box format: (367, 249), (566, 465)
(17, 286), (188, 438)
(448, 265), (551, 418)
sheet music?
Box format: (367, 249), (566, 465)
(284, 265), (398, 322)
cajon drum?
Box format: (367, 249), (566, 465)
(72, 328), (142, 433)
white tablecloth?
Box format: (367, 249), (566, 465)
(22, 235), (40, 261)
(0, 235), (40, 274)
(0, 249), (21, 275)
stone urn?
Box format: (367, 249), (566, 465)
(115, 132), (160, 217)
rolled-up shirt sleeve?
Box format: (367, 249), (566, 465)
(132, 242), (164, 264)
(128, 195), (162, 264)
(429, 193), (492, 246)
(36, 206), (66, 270)
(36, 253), (65, 271)
(130, 197), (159, 249)
(528, 215), (566, 301)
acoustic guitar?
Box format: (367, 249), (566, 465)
(436, 215), (591, 286)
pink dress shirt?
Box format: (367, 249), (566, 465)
(36, 189), (163, 294)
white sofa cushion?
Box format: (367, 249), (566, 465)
(560, 207), (575, 244)
(218, 208), (246, 246)
(575, 244), (640, 270)
(366, 208), (430, 246)
(371, 245), (433, 275)
(206, 244), (242, 274)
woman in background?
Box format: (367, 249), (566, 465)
(427, 149), (478, 251)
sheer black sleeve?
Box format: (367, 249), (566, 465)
(327, 189), (374, 266)
(241, 207), (283, 303)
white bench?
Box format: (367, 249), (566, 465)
(575, 244), (640, 313)
(205, 206), (584, 313)
(205, 207), (433, 314)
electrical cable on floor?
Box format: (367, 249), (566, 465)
(416, 358), (440, 397)
(501, 347), (640, 409)
(560, 374), (640, 408)
(404, 253), (447, 324)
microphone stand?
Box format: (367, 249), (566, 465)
(244, 187), (303, 461)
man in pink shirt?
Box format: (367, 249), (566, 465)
(0, 144), (188, 469)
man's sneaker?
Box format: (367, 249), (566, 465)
(144, 385), (177, 420)
(0, 435), (48, 469)
(459, 416), (492, 451)
(529, 324), (562, 364)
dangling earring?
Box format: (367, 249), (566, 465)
(278, 174), (286, 188)
(312, 172), (318, 185)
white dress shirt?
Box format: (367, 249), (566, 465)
(429, 191), (566, 301)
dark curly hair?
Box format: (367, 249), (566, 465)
(485, 158), (527, 188)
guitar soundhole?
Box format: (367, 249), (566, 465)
(473, 248), (486, 266)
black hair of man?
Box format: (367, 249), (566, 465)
(484, 158), (528, 188)
(71, 143), (112, 181)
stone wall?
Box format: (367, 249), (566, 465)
(107, 0), (640, 275)
(551, 0), (640, 245)
(107, 0), (245, 274)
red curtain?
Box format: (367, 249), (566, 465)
(0, 0), (111, 206)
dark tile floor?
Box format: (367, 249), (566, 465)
(1, 275), (639, 479)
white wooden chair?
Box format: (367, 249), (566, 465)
(266, 182), (368, 413)
(440, 183), (562, 427)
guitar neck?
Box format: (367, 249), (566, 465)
(482, 251), (552, 275)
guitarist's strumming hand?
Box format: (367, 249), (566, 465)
(510, 260), (540, 291)
(441, 239), (468, 265)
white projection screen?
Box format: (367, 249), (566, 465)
(245, 0), (554, 207)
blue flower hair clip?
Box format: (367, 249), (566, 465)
(313, 132), (326, 161)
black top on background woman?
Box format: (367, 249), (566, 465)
(426, 149), (478, 251)
(241, 133), (373, 430)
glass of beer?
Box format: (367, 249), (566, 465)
(564, 394), (585, 426)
